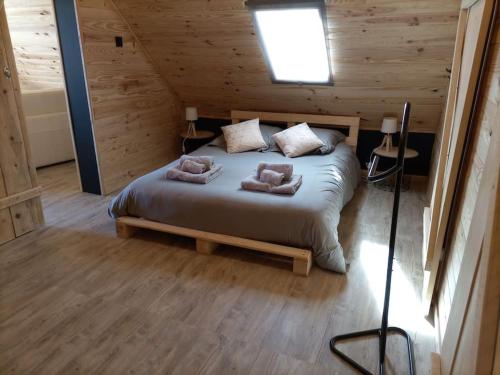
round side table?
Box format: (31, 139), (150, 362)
(373, 146), (418, 160)
(181, 130), (215, 154)
(180, 130), (215, 140)
(371, 146), (419, 191)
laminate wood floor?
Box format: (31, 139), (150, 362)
(0, 162), (435, 374)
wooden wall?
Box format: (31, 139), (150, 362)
(76, 0), (183, 194)
(111, 0), (460, 133)
(4, 0), (64, 92)
(426, 104), (447, 200)
(435, 7), (499, 350)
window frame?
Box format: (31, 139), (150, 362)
(246, 0), (334, 86)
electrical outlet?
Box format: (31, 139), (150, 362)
(115, 36), (123, 48)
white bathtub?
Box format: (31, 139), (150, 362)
(22, 89), (75, 168)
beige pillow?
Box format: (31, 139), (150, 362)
(272, 123), (325, 157)
(221, 118), (267, 153)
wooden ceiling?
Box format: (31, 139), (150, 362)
(112, 0), (460, 132)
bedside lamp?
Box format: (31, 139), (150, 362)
(185, 107), (198, 137)
(380, 117), (398, 151)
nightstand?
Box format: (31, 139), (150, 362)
(373, 146), (418, 160)
(181, 129), (215, 154)
(180, 130), (215, 140)
(370, 146), (419, 190)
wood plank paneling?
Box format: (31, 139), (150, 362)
(423, 0), (495, 315)
(436, 0), (499, 353)
(76, 0), (183, 194)
(112, 0), (461, 133)
(4, 0), (64, 92)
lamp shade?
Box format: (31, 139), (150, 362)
(381, 117), (398, 134)
(185, 107), (198, 121)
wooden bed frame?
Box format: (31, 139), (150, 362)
(115, 110), (360, 276)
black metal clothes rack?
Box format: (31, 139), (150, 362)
(330, 102), (415, 375)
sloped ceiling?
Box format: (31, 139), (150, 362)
(113, 0), (460, 132)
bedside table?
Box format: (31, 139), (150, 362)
(180, 130), (215, 140)
(370, 146), (419, 191)
(181, 129), (215, 154)
(373, 146), (418, 160)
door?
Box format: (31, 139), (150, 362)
(0, 3), (43, 244)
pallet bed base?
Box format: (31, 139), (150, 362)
(115, 216), (312, 276)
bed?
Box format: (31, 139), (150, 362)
(109, 110), (361, 276)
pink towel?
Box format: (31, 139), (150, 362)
(167, 164), (223, 184)
(181, 159), (206, 174)
(180, 155), (214, 171)
(257, 162), (293, 181)
(241, 175), (302, 195)
(259, 169), (284, 186)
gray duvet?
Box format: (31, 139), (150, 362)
(109, 143), (360, 273)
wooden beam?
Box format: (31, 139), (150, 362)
(0, 186), (42, 210)
(422, 206), (430, 269)
(424, 9), (468, 271)
(116, 216), (313, 276)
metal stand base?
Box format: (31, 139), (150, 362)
(330, 325), (415, 374)
(331, 102), (416, 375)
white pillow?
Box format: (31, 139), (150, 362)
(221, 118), (267, 153)
(272, 123), (325, 157)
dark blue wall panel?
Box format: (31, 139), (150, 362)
(355, 130), (435, 176)
(53, 0), (101, 194)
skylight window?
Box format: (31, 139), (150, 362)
(248, 2), (333, 85)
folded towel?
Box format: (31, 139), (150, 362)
(259, 169), (284, 186)
(257, 162), (293, 180)
(181, 159), (206, 174)
(180, 155), (214, 171)
(241, 174), (302, 195)
(167, 164), (223, 184)
(271, 175), (302, 194)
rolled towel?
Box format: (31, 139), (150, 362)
(241, 175), (271, 193)
(259, 169), (284, 186)
(167, 164), (223, 184)
(180, 155), (214, 171)
(271, 175), (302, 195)
(257, 162), (293, 181)
(241, 174), (302, 195)
(180, 159), (206, 174)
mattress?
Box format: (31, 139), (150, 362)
(109, 142), (361, 273)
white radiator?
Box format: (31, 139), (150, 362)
(22, 90), (75, 168)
